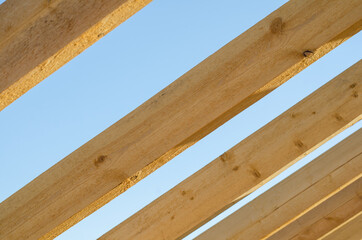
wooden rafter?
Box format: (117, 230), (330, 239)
(320, 212), (362, 240)
(268, 177), (362, 239)
(0, 0), (151, 111)
(197, 129), (362, 240)
(0, 0), (361, 239)
(100, 61), (362, 240)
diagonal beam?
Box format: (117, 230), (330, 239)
(0, 0), (361, 239)
(0, 0), (151, 111)
(100, 61), (362, 240)
(197, 129), (362, 240)
(320, 211), (362, 240)
(268, 177), (362, 240)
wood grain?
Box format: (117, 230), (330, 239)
(100, 61), (362, 240)
(320, 212), (362, 240)
(197, 129), (362, 240)
(267, 178), (362, 240)
(0, 0), (361, 239)
(0, 0), (151, 111)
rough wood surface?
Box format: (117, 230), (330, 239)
(197, 129), (362, 240)
(320, 212), (362, 240)
(0, 0), (151, 111)
(100, 61), (362, 240)
(0, 0), (361, 239)
(267, 177), (362, 240)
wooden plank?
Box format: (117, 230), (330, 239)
(0, 0), (151, 111)
(320, 211), (362, 240)
(196, 129), (362, 240)
(99, 61), (362, 240)
(0, 0), (361, 239)
(267, 177), (362, 240)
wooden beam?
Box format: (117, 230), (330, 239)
(267, 177), (362, 240)
(0, 0), (361, 239)
(0, 0), (151, 111)
(320, 212), (362, 240)
(197, 129), (362, 240)
(99, 61), (362, 240)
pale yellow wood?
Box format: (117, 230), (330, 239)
(196, 129), (362, 240)
(319, 211), (362, 240)
(1, 0), (361, 239)
(100, 61), (362, 240)
(0, 0), (151, 111)
(267, 178), (362, 240)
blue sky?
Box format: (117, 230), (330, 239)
(0, 0), (361, 239)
